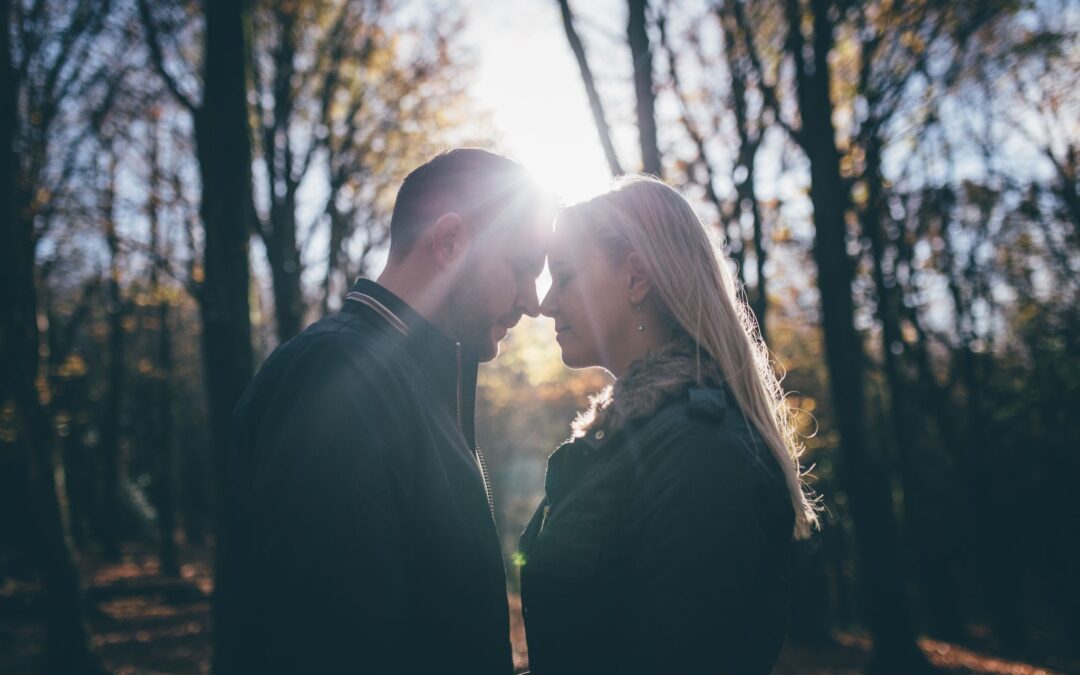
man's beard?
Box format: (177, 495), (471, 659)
(449, 282), (500, 362)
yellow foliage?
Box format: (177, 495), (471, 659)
(58, 354), (88, 379)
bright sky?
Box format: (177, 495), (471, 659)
(463, 0), (616, 205)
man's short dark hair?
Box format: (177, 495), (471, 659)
(388, 148), (551, 260)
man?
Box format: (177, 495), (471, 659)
(227, 149), (552, 673)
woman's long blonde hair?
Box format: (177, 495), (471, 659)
(559, 175), (819, 539)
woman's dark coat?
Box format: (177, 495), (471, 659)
(519, 342), (796, 675)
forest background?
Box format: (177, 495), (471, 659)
(1, 0), (1078, 673)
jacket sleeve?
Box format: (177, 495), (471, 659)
(245, 335), (415, 673)
(619, 421), (781, 674)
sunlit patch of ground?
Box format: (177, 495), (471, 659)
(1, 546), (1077, 674)
(769, 631), (1076, 675)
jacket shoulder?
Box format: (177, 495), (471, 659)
(625, 386), (786, 493)
(233, 311), (415, 432)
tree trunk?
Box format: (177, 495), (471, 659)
(863, 130), (964, 641)
(149, 120), (179, 577)
(720, 2), (768, 339)
(155, 261), (179, 578)
(0, 4), (99, 671)
(627, 0), (661, 176)
(193, 0), (256, 671)
(264, 202), (303, 343)
(100, 154), (124, 561)
(322, 174), (352, 315)
(46, 285), (96, 552)
(785, 0), (926, 669)
(256, 5), (304, 345)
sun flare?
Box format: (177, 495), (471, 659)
(466, 1), (614, 206)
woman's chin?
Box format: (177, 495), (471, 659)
(559, 348), (595, 370)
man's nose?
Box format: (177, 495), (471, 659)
(538, 286), (556, 318)
(518, 280), (541, 318)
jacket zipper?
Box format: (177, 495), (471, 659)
(348, 293), (495, 522)
(457, 343), (496, 522)
(539, 500), (551, 534)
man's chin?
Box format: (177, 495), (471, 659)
(469, 334), (500, 363)
(477, 340), (500, 362)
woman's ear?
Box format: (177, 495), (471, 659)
(431, 212), (465, 269)
(626, 252), (651, 305)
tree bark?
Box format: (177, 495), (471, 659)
(149, 119), (179, 577)
(720, 3), (768, 340)
(47, 278), (99, 552)
(263, 203), (303, 343)
(193, 0), (256, 671)
(0, 3), (99, 671)
(784, 0), (926, 669)
(100, 152), (124, 561)
(863, 129), (964, 642)
(627, 0), (661, 176)
(256, 4), (304, 344)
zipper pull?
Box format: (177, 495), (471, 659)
(539, 501), (552, 534)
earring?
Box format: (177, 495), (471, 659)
(635, 304), (645, 332)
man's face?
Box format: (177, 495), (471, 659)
(452, 215), (549, 361)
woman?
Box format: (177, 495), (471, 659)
(518, 176), (818, 674)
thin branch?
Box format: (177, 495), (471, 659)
(730, 0), (802, 146)
(655, 10), (724, 218)
(137, 0), (197, 114)
(556, 0), (624, 177)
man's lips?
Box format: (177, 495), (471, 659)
(493, 315), (521, 337)
(499, 314), (523, 331)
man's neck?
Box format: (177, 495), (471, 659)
(376, 264), (455, 338)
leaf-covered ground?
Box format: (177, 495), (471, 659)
(0, 547), (1074, 674)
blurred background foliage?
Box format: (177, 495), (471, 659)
(1, 0), (1078, 673)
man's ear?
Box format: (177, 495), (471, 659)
(431, 213), (465, 269)
(626, 251), (651, 305)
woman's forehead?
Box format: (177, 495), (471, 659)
(547, 226), (578, 259)
(547, 225), (598, 266)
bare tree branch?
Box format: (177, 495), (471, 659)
(556, 0), (624, 177)
(137, 0), (197, 114)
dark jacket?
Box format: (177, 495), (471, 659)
(227, 279), (511, 674)
(518, 341), (795, 675)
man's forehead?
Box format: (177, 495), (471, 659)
(509, 223), (549, 268)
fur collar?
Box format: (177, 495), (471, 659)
(572, 337), (725, 438)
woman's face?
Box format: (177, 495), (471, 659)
(540, 224), (633, 371)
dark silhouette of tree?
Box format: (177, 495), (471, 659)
(1, 0), (117, 671)
(147, 111), (180, 578)
(779, 0), (926, 668)
(627, 0), (661, 176)
(139, 0), (256, 669)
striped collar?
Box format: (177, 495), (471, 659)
(342, 279), (435, 339)
(344, 290), (409, 335)
(341, 278), (479, 446)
